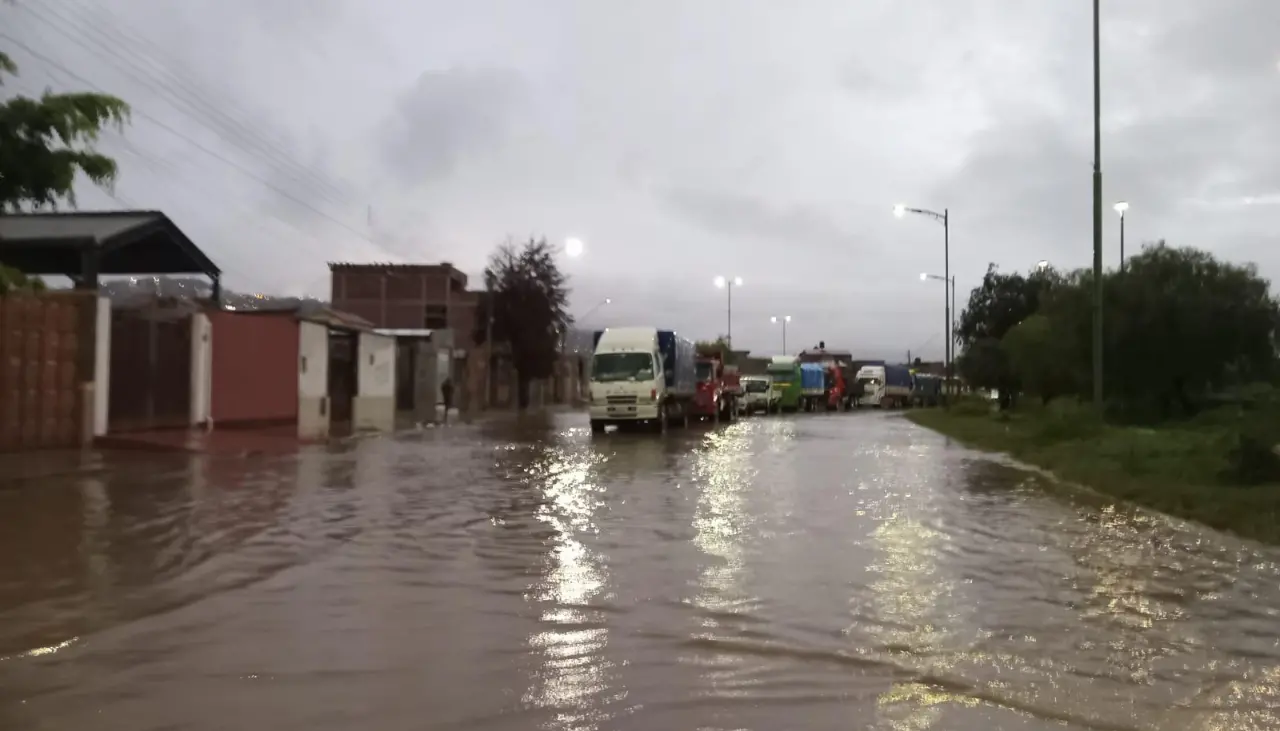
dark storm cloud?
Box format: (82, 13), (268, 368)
(378, 67), (527, 186)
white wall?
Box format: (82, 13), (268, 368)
(358, 332), (396, 398)
(298, 321), (330, 439)
(90, 296), (112, 437)
(298, 321), (329, 398)
(189, 312), (212, 426)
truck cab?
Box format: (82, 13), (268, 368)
(739, 375), (777, 414)
(589, 328), (664, 431)
(692, 355), (738, 422)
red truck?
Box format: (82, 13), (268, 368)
(825, 364), (850, 411)
(693, 354), (739, 422)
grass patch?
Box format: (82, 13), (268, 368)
(907, 398), (1280, 544)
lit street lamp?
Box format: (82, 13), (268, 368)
(562, 237), (585, 258)
(1113, 201), (1129, 273)
(1036, 259), (1051, 271)
(770, 315), (792, 354)
(713, 275), (743, 349)
(895, 203), (952, 401)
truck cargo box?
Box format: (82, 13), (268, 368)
(657, 330), (697, 396)
(800, 362), (826, 392)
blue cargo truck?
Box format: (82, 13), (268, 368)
(589, 327), (697, 433)
(799, 362), (827, 412)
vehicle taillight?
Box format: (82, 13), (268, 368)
(650, 388), (657, 401)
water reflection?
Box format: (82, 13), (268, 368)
(685, 422), (759, 698)
(519, 431), (621, 730)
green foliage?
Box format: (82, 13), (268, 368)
(1001, 314), (1078, 405)
(956, 243), (1280, 421)
(0, 261), (44, 294)
(482, 237), (572, 409)
(907, 401), (1280, 543)
(0, 49), (130, 211)
(695, 335), (730, 360)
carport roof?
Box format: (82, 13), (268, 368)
(0, 211), (220, 277)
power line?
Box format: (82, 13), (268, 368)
(0, 31), (389, 252)
(34, 0), (355, 209)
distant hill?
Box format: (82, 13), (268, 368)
(98, 276), (328, 315)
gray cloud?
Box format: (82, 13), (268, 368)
(378, 67), (526, 186)
(3, 0), (1278, 357)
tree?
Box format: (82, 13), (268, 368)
(1001, 314), (1076, 405)
(480, 237), (572, 409)
(1098, 242), (1280, 418)
(956, 337), (1014, 409)
(695, 335), (730, 360)
(955, 263), (1057, 348)
(0, 46), (130, 212)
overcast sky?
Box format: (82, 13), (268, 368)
(3, 0), (1278, 359)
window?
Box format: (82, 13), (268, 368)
(695, 362), (714, 382)
(424, 305), (448, 329)
(592, 353), (654, 382)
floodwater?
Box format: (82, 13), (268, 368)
(2, 412), (1279, 731)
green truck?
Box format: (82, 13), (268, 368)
(765, 356), (802, 412)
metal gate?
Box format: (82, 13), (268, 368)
(327, 329), (358, 424)
(108, 303), (192, 432)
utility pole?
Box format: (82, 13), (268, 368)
(1091, 0), (1104, 406)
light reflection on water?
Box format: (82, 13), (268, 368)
(685, 422), (760, 695)
(4, 413), (1280, 730)
(520, 436), (620, 731)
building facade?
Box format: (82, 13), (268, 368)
(328, 262), (480, 337)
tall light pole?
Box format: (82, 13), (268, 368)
(770, 315), (791, 354)
(713, 275), (743, 349)
(1113, 201), (1129, 274)
(895, 203), (951, 401)
(1091, 0), (1104, 406)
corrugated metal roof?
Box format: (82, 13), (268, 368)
(0, 212), (163, 243)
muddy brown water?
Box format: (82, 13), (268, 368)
(2, 412), (1278, 730)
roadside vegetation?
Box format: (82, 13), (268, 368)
(1, 35), (131, 291)
(911, 244), (1280, 543)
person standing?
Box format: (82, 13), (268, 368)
(440, 376), (454, 424)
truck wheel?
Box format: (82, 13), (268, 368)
(590, 419), (605, 434)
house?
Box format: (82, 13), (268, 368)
(206, 305), (396, 439)
(0, 211), (221, 452)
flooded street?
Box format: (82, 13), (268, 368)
(3, 412), (1280, 730)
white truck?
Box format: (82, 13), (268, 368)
(738, 375), (778, 414)
(588, 327), (697, 434)
(854, 363), (913, 409)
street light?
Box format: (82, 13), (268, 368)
(1036, 259), (1051, 271)
(1113, 201), (1129, 274)
(894, 203), (952, 401)
(713, 275), (743, 349)
(919, 274), (955, 381)
(563, 237), (585, 258)
(770, 315), (791, 354)
(578, 297), (611, 323)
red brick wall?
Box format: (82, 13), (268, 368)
(329, 264), (477, 332)
(208, 311), (299, 424)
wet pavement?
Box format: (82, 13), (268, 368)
(2, 411), (1280, 730)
